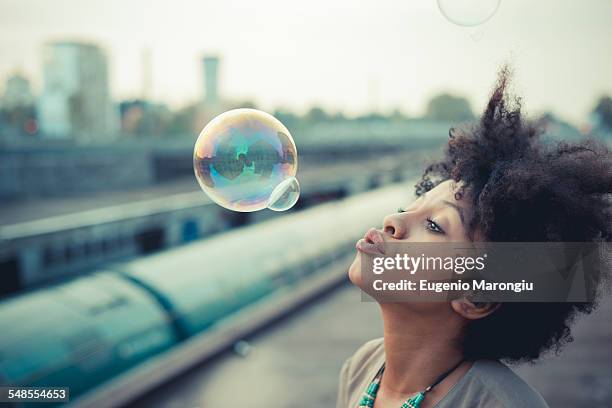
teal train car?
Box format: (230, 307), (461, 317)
(0, 185), (405, 405)
(0, 273), (178, 406)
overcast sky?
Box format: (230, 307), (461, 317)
(0, 0), (611, 125)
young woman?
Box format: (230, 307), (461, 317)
(337, 67), (612, 408)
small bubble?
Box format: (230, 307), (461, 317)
(438, 0), (501, 27)
(267, 177), (300, 212)
(233, 340), (253, 357)
(470, 30), (485, 42)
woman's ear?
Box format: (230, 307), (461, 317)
(450, 298), (500, 320)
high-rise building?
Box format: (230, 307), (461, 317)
(0, 72), (37, 142)
(38, 42), (117, 140)
(1, 73), (34, 110)
(202, 56), (220, 106)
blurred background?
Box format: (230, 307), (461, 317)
(0, 0), (611, 407)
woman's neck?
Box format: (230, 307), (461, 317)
(379, 303), (467, 397)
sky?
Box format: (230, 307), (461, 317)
(0, 0), (611, 125)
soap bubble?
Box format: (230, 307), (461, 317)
(268, 176), (300, 211)
(437, 0), (501, 27)
(233, 340), (253, 357)
(470, 29), (485, 41)
(193, 108), (299, 212)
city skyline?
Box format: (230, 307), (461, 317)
(1, 0), (611, 126)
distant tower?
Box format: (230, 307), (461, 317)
(141, 48), (152, 101)
(202, 56), (220, 106)
(367, 75), (380, 113)
(1, 72), (34, 109)
(37, 41), (118, 140)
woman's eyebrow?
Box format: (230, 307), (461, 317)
(442, 200), (465, 225)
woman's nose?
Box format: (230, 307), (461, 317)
(383, 213), (407, 239)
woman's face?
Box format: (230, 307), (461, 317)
(349, 179), (471, 288)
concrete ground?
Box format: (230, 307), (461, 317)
(131, 281), (612, 408)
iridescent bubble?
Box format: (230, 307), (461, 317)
(437, 0), (501, 27)
(193, 108), (299, 212)
(268, 176), (300, 211)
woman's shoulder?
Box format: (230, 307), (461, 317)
(336, 338), (385, 408)
(342, 338), (385, 379)
(449, 359), (549, 408)
(348, 337), (385, 366)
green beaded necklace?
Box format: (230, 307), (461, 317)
(357, 359), (464, 408)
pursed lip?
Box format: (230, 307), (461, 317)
(355, 228), (385, 256)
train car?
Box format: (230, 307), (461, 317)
(115, 183), (406, 338)
(0, 273), (178, 407)
(0, 183), (407, 405)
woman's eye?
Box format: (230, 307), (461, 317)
(426, 218), (445, 234)
(397, 207), (406, 213)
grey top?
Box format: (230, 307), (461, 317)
(336, 338), (549, 408)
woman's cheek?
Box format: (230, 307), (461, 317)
(348, 254), (363, 288)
